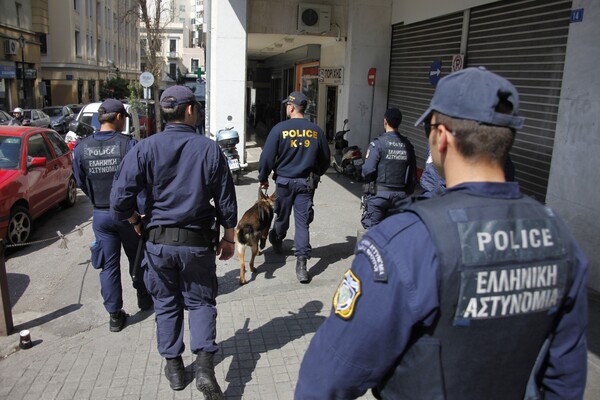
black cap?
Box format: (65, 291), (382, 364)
(384, 108), (402, 127)
(99, 99), (127, 115)
(282, 91), (308, 106)
(160, 85), (196, 107)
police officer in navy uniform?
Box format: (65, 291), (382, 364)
(110, 86), (237, 399)
(361, 108), (416, 228)
(258, 91), (330, 283)
(72, 99), (152, 333)
(295, 67), (588, 399)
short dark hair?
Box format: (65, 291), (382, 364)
(98, 108), (122, 124)
(289, 102), (306, 115)
(161, 97), (195, 122)
(433, 98), (516, 166)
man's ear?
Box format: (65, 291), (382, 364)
(436, 124), (451, 154)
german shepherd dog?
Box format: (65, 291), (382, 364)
(235, 190), (276, 285)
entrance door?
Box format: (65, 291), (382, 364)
(326, 86), (337, 142)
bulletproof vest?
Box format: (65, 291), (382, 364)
(375, 133), (413, 189)
(80, 133), (130, 208)
(376, 191), (576, 400)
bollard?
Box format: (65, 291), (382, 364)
(0, 239), (14, 336)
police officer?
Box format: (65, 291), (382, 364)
(9, 107), (24, 125)
(295, 67), (588, 399)
(258, 91), (330, 283)
(72, 99), (151, 333)
(110, 85), (237, 398)
(361, 108), (416, 228)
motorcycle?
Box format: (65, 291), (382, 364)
(216, 127), (242, 184)
(331, 119), (364, 181)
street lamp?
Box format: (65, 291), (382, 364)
(18, 34), (26, 106)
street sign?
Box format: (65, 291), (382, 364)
(570, 8), (584, 23)
(367, 68), (376, 86)
(139, 71), (154, 88)
(452, 54), (464, 72)
(429, 60), (442, 86)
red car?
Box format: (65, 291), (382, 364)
(0, 126), (77, 245)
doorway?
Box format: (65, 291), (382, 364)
(326, 86), (337, 142)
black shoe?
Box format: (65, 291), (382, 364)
(109, 310), (127, 332)
(269, 231), (282, 254)
(164, 356), (185, 391)
(296, 257), (309, 283)
(137, 290), (153, 311)
(195, 352), (223, 400)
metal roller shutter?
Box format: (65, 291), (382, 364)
(467, 0), (571, 201)
(388, 0), (571, 201)
(388, 12), (464, 164)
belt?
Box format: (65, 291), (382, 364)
(377, 184), (406, 192)
(148, 226), (216, 247)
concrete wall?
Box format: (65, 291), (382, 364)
(547, 0), (600, 292)
(391, 0), (498, 24)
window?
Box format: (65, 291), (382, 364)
(179, 18), (185, 24)
(97, 39), (101, 58)
(27, 134), (53, 160)
(169, 63), (177, 79)
(16, 2), (22, 27)
(191, 59), (199, 71)
(46, 132), (69, 157)
(75, 31), (81, 57)
(74, 0), (79, 11)
(169, 39), (176, 52)
(39, 33), (47, 54)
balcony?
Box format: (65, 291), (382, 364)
(167, 51), (178, 58)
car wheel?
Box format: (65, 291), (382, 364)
(60, 176), (77, 208)
(7, 206), (32, 245)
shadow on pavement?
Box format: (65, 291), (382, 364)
(6, 273), (29, 310)
(216, 300), (325, 399)
(14, 303), (82, 332)
(309, 236), (357, 279)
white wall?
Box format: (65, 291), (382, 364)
(391, 0), (499, 24)
(206, 0), (247, 164)
(547, 0), (600, 292)
(317, 41), (346, 131)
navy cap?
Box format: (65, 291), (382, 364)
(384, 108), (402, 126)
(160, 85), (196, 107)
(99, 99), (127, 114)
(282, 91), (308, 106)
(415, 66), (524, 129)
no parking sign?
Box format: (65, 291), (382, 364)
(452, 54), (464, 72)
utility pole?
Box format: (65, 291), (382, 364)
(19, 34), (26, 106)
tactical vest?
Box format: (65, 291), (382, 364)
(376, 191), (576, 400)
(80, 133), (130, 208)
(375, 133), (413, 190)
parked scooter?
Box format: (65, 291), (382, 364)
(331, 119), (364, 181)
(216, 127), (242, 184)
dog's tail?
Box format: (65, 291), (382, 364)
(237, 224), (254, 244)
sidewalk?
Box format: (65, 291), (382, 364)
(0, 145), (597, 399)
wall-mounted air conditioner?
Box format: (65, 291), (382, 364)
(4, 39), (18, 55)
(297, 3), (331, 34)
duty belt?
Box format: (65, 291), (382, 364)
(148, 226), (216, 247)
(377, 184), (406, 192)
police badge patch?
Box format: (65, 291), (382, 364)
(333, 269), (361, 319)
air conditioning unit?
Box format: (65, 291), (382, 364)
(297, 3), (331, 34)
(4, 39), (18, 56)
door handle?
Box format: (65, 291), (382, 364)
(54, 165), (59, 170)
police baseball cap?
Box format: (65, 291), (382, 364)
(415, 66), (524, 129)
(99, 99), (127, 115)
(160, 85), (196, 107)
(384, 108), (402, 126)
(282, 91), (308, 106)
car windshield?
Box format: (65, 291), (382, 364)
(80, 112), (101, 130)
(0, 136), (22, 169)
(23, 110), (32, 119)
(43, 108), (63, 117)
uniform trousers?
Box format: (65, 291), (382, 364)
(143, 242), (218, 359)
(272, 176), (315, 258)
(92, 209), (145, 313)
(361, 191), (408, 229)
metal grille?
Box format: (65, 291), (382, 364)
(467, 0), (572, 201)
(388, 12), (464, 165)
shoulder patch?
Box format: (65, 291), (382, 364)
(357, 238), (387, 282)
(333, 269), (362, 319)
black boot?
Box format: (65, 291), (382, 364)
(296, 256), (309, 283)
(269, 230), (282, 254)
(109, 310), (127, 332)
(137, 289), (153, 311)
(195, 351), (223, 400)
(164, 356), (185, 391)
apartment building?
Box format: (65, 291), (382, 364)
(0, 0), (47, 111)
(41, 0), (140, 106)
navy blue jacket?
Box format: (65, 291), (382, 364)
(295, 182), (588, 400)
(110, 123), (237, 230)
(258, 117), (330, 181)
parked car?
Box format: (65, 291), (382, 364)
(0, 126), (77, 245)
(65, 103), (84, 115)
(138, 100), (157, 137)
(20, 109), (52, 128)
(65, 102), (141, 144)
(42, 105), (75, 134)
(0, 110), (13, 125)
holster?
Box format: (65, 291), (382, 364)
(363, 181), (377, 195)
(306, 172), (320, 194)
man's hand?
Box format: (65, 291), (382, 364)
(217, 238), (235, 260)
(260, 181), (269, 190)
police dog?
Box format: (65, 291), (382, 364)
(235, 191), (276, 285)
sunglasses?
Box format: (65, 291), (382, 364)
(423, 122), (442, 139)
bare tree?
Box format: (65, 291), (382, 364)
(122, 0), (177, 133)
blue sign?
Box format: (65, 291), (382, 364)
(66, 74), (73, 81)
(570, 8), (584, 23)
(0, 66), (17, 79)
(429, 60), (442, 86)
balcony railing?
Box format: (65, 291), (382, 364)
(168, 51), (178, 58)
